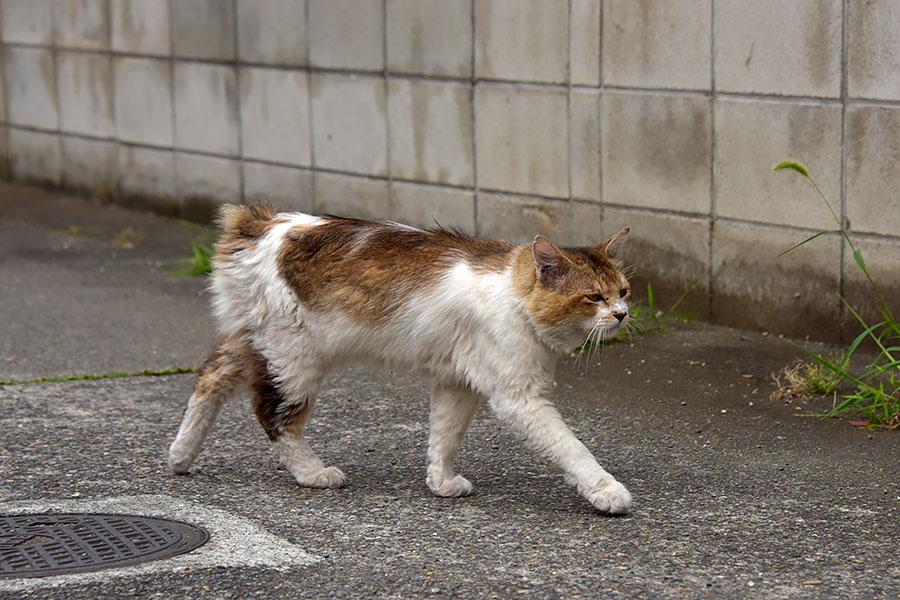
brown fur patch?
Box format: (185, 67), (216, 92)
(245, 347), (312, 440)
(218, 202), (278, 239)
(278, 218), (515, 325)
(247, 348), (285, 441)
(215, 202), (286, 258)
(281, 401), (313, 435)
(193, 332), (252, 399)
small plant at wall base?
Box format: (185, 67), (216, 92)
(773, 160), (900, 429)
(626, 280), (695, 336)
(176, 238), (214, 276)
(174, 219), (215, 276)
(771, 357), (841, 401)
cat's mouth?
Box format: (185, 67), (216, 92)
(597, 314), (628, 338)
(574, 314), (628, 350)
(599, 323), (621, 338)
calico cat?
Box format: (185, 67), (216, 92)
(169, 203), (633, 514)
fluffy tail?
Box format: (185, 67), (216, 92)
(217, 202), (278, 243)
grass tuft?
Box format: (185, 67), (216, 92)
(628, 280), (696, 335)
(172, 219), (215, 277)
(771, 359), (841, 400)
(174, 238), (214, 276)
(774, 160), (899, 429)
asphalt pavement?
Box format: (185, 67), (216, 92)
(1, 182), (898, 599)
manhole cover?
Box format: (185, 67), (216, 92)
(0, 513), (209, 578)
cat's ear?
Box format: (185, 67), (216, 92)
(533, 235), (566, 282)
(599, 227), (629, 259)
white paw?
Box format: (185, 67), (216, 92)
(427, 474), (473, 497)
(167, 445), (193, 475)
(295, 466), (346, 489)
(584, 479), (632, 514)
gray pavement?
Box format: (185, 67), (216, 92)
(1, 183), (898, 599)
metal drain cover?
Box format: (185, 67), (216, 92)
(0, 513), (209, 578)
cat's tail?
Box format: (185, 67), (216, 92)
(168, 333), (251, 474)
(217, 202), (279, 244)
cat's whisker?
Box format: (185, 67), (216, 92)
(621, 319), (645, 356)
(575, 324), (599, 369)
(576, 321), (604, 368)
(588, 324), (607, 364)
(588, 334), (600, 364)
(626, 316), (646, 336)
(574, 340), (588, 367)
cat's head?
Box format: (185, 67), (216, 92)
(516, 228), (631, 351)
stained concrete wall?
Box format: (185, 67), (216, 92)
(0, 0), (898, 341)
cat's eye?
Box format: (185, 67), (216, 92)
(585, 293), (604, 303)
(619, 288), (628, 298)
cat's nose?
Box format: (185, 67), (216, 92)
(613, 311), (627, 323)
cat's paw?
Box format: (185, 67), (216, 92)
(167, 444), (193, 475)
(427, 474), (474, 497)
(168, 459), (190, 475)
(295, 466), (346, 489)
(584, 479), (632, 515)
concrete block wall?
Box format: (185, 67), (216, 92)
(1, 0), (898, 341)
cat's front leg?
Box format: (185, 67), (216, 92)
(488, 392), (631, 514)
(426, 382), (480, 497)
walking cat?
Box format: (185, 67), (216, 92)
(169, 203), (633, 514)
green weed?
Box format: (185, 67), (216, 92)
(174, 238), (214, 276)
(774, 160), (899, 429)
(173, 219), (215, 276)
(1, 365), (198, 386)
(628, 279), (695, 336)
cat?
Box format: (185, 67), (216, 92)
(168, 203), (633, 514)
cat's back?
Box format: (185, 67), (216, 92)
(216, 203), (513, 267)
(211, 203), (520, 329)
(281, 214), (514, 275)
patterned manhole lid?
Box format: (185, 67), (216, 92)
(0, 513), (209, 578)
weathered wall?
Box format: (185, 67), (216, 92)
(1, 0), (898, 341)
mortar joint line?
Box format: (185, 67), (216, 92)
(838, 0), (850, 336)
(105, 0), (120, 196)
(597, 0), (605, 236)
(707, 0), (717, 320)
(0, 0), (6, 178)
(566, 0), (574, 215)
(8, 39), (900, 105)
(43, 5), (62, 188)
(166, 0), (178, 216)
(303, 0), (317, 213)
(232, 0), (245, 206)
(470, 0), (479, 237)
(382, 0), (394, 221)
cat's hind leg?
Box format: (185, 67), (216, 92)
(248, 351), (345, 489)
(169, 334), (250, 474)
(426, 382), (480, 497)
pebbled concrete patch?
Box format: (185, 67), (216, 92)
(0, 494), (318, 591)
